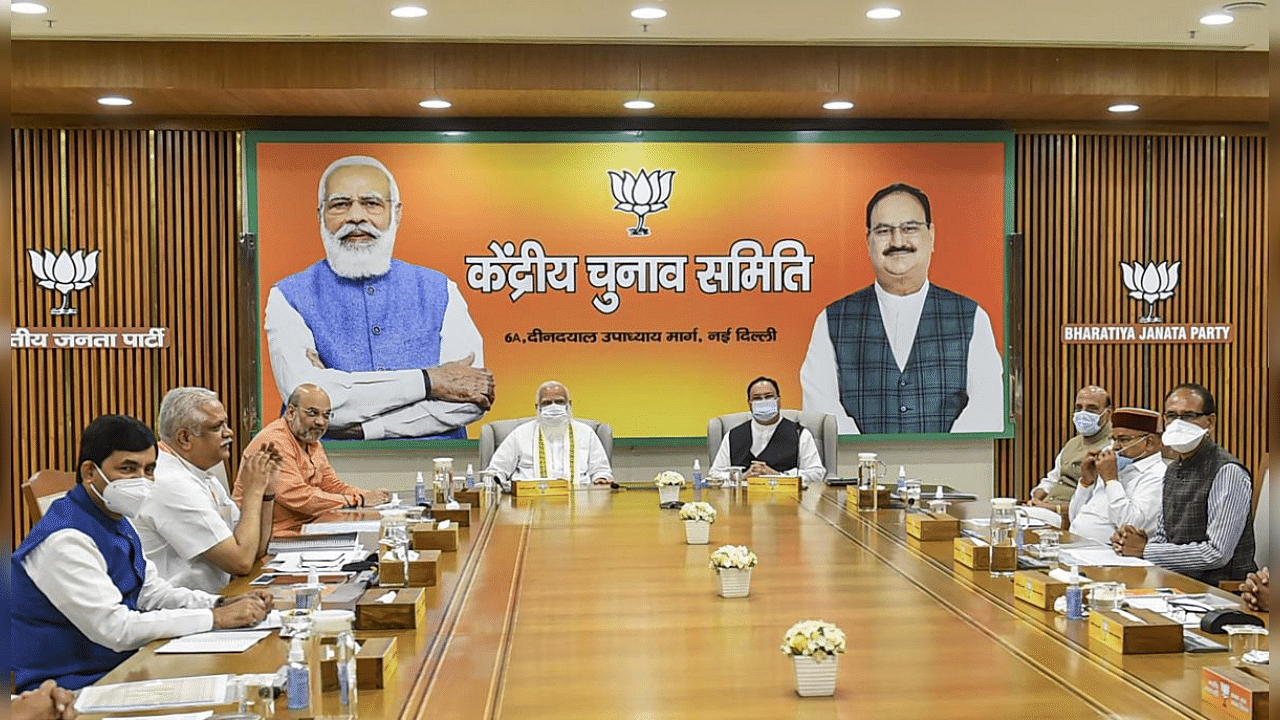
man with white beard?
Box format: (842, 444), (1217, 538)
(484, 381), (614, 489)
(264, 155), (494, 440)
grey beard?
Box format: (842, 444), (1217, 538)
(321, 223), (397, 279)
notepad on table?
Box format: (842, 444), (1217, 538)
(156, 630), (270, 654)
(74, 674), (231, 713)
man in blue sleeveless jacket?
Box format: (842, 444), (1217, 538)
(801, 182), (1004, 434)
(265, 155), (495, 440)
(11, 415), (272, 692)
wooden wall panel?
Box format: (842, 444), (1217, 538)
(997, 134), (1268, 500)
(10, 129), (241, 541)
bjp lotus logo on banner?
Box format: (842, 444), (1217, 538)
(607, 168), (675, 236)
(1119, 260), (1181, 323)
(27, 248), (101, 316)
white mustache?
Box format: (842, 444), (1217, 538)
(335, 221), (382, 242)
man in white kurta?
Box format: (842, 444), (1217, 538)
(709, 376), (826, 486)
(1067, 407), (1165, 545)
(486, 381), (613, 489)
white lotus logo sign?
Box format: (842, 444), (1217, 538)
(608, 168), (675, 236)
(28, 248), (101, 316)
(1119, 260), (1180, 323)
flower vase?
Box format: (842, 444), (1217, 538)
(684, 519), (710, 544)
(716, 567), (752, 598)
(659, 485), (680, 504)
(792, 655), (839, 697)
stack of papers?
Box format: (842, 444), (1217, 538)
(74, 675), (231, 713)
(302, 520), (381, 535)
(156, 630), (271, 654)
(267, 531), (360, 554)
(1058, 546), (1153, 567)
(266, 549), (367, 572)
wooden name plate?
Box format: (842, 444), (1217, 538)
(1088, 608), (1183, 654)
(433, 504), (472, 527)
(953, 536), (1016, 571)
(1202, 665), (1269, 720)
(320, 635), (400, 691)
(411, 521), (458, 552)
(355, 587), (427, 630)
(377, 549), (442, 587)
(905, 512), (960, 541)
(513, 478), (572, 497)
(1012, 569), (1069, 609)
(746, 475), (801, 492)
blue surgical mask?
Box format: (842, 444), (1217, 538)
(1073, 410), (1103, 436)
(1115, 454), (1134, 473)
(751, 398), (779, 422)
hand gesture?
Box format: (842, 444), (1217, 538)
(1094, 448), (1118, 483)
(745, 461), (777, 478)
(1241, 567), (1269, 612)
(364, 489), (392, 506)
(240, 443), (281, 497)
(14, 679), (77, 720)
(213, 594), (268, 628)
(426, 353), (496, 409)
(1111, 524), (1147, 557)
(1079, 450), (1099, 486)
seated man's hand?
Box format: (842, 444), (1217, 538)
(1094, 448), (1118, 483)
(240, 445), (279, 497)
(14, 679), (77, 720)
(591, 476), (613, 485)
(241, 589), (275, 612)
(1241, 567), (1269, 612)
(1080, 451), (1100, 486)
(363, 489), (391, 506)
(745, 461), (777, 478)
(1112, 524), (1148, 557)
(426, 353), (496, 409)
(213, 594), (268, 628)
(1026, 497), (1058, 510)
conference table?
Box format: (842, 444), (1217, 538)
(93, 485), (1267, 719)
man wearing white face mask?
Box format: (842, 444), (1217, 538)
(1066, 407), (1166, 544)
(1112, 384), (1257, 584)
(709, 376), (825, 487)
(485, 381), (613, 488)
(1026, 385), (1113, 523)
(11, 415), (273, 693)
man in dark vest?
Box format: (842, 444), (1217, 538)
(11, 415), (272, 692)
(709, 377), (826, 486)
(1112, 384), (1257, 585)
(800, 182), (1004, 434)
(265, 154), (495, 440)
(1024, 384), (1114, 524)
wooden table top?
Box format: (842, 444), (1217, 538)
(92, 486), (1267, 719)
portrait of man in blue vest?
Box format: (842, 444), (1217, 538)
(800, 182), (1004, 434)
(264, 155), (495, 440)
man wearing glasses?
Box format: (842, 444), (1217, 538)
(1064, 407), (1165, 545)
(234, 384), (391, 536)
(1112, 384), (1257, 584)
(264, 155), (495, 441)
(801, 183), (1003, 434)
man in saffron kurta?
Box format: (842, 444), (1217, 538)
(264, 155), (495, 440)
(235, 384), (390, 536)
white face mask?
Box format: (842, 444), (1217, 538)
(538, 403), (569, 427)
(91, 467), (154, 517)
(751, 398), (780, 422)
(1073, 410), (1104, 436)
(1162, 419), (1208, 454)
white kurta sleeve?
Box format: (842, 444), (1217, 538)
(485, 424), (529, 488)
(708, 434), (735, 481)
(800, 310), (861, 434)
(1034, 451), (1065, 496)
(1105, 459), (1166, 535)
(796, 429), (827, 484)
(23, 530), (214, 653)
(948, 305), (1005, 433)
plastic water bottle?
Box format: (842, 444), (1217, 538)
(693, 460), (705, 489)
(286, 636), (311, 711)
(414, 471), (427, 506)
(1065, 565), (1085, 620)
(896, 465), (907, 500)
(466, 464), (476, 489)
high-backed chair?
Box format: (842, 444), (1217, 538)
(1254, 469), (1269, 570)
(479, 417), (615, 471)
(21, 469), (77, 522)
(706, 410), (837, 480)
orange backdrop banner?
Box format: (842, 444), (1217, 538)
(249, 131), (1012, 440)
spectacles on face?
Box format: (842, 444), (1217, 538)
(1163, 411), (1209, 422)
(293, 406), (334, 421)
(1112, 435), (1147, 452)
(323, 195), (389, 216)
(869, 221), (927, 240)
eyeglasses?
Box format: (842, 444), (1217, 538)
(291, 406), (334, 420)
(869, 221), (927, 240)
(323, 196), (389, 216)
(1163, 411), (1209, 422)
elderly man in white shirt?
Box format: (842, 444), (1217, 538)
(264, 155), (494, 440)
(11, 415), (272, 692)
(709, 376), (825, 487)
(800, 182), (1003, 434)
(133, 387), (281, 593)
(1067, 407), (1165, 545)
(486, 381), (613, 489)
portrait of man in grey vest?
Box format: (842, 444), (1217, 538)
(800, 182), (1004, 434)
(264, 155), (496, 441)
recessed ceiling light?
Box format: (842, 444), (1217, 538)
(823, 100), (855, 110)
(624, 99), (655, 110)
(866, 7), (902, 19)
(11, 2), (49, 14)
(1108, 103), (1140, 113)
(97, 96), (133, 107)
(418, 99), (452, 109)
(631, 7), (667, 20)
(1199, 12), (1234, 24)
(391, 5), (428, 18)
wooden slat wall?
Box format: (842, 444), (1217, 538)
(10, 129), (240, 541)
(997, 133), (1268, 498)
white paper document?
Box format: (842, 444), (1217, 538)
(268, 531), (360, 554)
(1058, 546), (1154, 567)
(302, 520), (381, 535)
(75, 675), (231, 713)
(156, 630), (271, 654)
(104, 712), (214, 720)
(211, 610), (282, 632)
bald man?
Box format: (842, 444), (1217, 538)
(235, 384), (390, 536)
(484, 381), (613, 490)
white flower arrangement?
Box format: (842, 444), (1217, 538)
(709, 544), (757, 570)
(780, 620), (847, 661)
(654, 470), (686, 487)
(679, 502), (717, 523)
